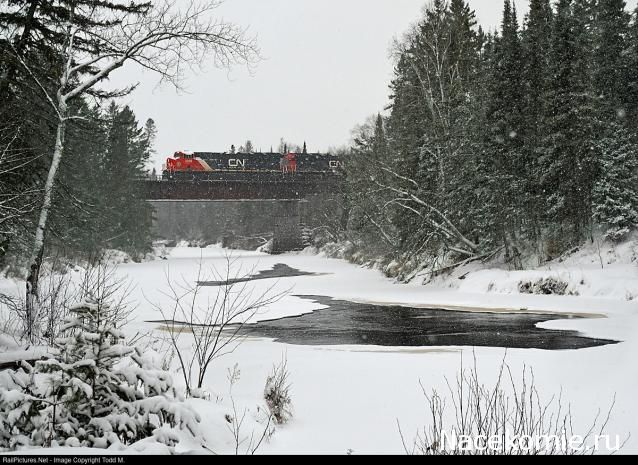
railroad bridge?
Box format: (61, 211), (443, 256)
(143, 172), (345, 253)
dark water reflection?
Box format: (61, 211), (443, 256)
(198, 264), (320, 287)
(244, 296), (618, 351)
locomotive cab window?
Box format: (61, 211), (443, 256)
(174, 152), (194, 160)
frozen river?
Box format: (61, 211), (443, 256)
(102, 246), (638, 453)
(243, 294), (617, 350)
(154, 261), (618, 350)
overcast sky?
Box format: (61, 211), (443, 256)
(109, 0), (638, 169)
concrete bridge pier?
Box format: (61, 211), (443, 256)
(271, 200), (304, 254)
(149, 199), (308, 253)
(143, 174), (345, 253)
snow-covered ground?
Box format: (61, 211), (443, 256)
(1, 243), (637, 454)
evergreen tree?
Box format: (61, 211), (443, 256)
(625, 7), (638, 125)
(541, 0), (602, 243)
(371, 114), (387, 158)
(345, 115), (398, 252)
(448, 0), (482, 95)
(0, 296), (199, 449)
(50, 103), (108, 256)
(520, 0), (553, 238)
(385, 0), (484, 256)
(343, 0), (638, 272)
(100, 104), (153, 255)
(0, 0), (151, 267)
(480, 0), (526, 257)
(592, 0), (631, 119)
(593, 126), (638, 241)
(495, 0), (524, 146)
(0, 1), (60, 267)
(143, 118), (158, 172)
(522, 0), (554, 121)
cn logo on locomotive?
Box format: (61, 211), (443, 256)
(329, 160), (343, 169)
(229, 159), (247, 169)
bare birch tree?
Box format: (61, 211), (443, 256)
(372, 163), (480, 258)
(390, 1), (479, 191)
(9, 0), (259, 341)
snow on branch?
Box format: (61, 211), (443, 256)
(372, 164), (480, 257)
(64, 0), (260, 102)
(15, 0), (260, 339)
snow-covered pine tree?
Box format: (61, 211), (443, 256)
(0, 0), (62, 269)
(371, 113), (388, 158)
(383, 0), (485, 260)
(143, 118), (158, 169)
(593, 126), (638, 241)
(101, 103), (153, 256)
(522, 0), (553, 128)
(50, 102), (108, 257)
(344, 114), (398, 253)
(340, 0), (638, 269)
(540, 0), (602, 244)
(0, 298), (200, 450)
(521, 0), (553, 240)
(625, 7), (638, 126)
(480, 0), (526, 259)
(592, 0), (631, 120)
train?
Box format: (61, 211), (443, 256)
(163, 150), (342, 180)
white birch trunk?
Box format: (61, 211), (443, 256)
(25, 99), (67, 342)
(19, 2), (258, 342)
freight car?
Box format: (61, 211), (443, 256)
(163, 151), (342, 181)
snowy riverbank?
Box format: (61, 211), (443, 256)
(1, 244), (637, 454)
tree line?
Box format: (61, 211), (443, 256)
(0, 0), (258, 342)
(1, 97), (156, 268)
(343, 0), (638, 274)
(228, 139), (310, 154)
(0, 2), (162, 270)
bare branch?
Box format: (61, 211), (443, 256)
(149, 253), (288, 396)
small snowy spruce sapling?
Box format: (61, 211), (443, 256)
(0, 299), (200, 450)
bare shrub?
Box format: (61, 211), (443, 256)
(39, 270), (73, 345)
(0, 293), (22, 343)
(0, 265), (74, 345)
(0, 261), (134, 347)
(400, 353), (624, 455)
(224, 364), (275, 455)
(0, 283), (49, 345)
(519, 277), (573, 296)
(264, 356), (293, 425)
(150, 255), (288, 396)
